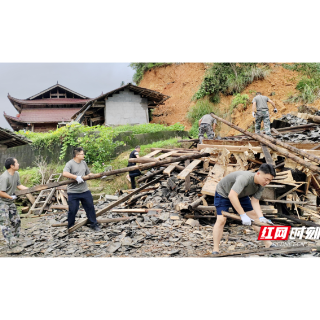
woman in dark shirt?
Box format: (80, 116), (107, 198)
(126, 146), (141, 189)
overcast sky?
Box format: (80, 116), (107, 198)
(0, 63), (135, 129)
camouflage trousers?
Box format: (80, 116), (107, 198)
(0, 200), (21, 248)
(255, 110), (271, 136)
(199, 123), (215, 144)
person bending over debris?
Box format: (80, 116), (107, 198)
(212, 163), (276, 254)
(0, 157), (29, 254)
(252, 92), (277, 136)
(63, 147), (101, 231)
(198, 113), (217, 144)
(126, 146), (142, 189)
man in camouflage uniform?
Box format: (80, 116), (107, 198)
(198, 112), (217, 144)
(0, 157), (29, 254)
(252, 92), (277, 136)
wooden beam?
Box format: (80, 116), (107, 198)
(154, 150), (176, 160)
(16, 152), (209, 196)
(0, 138), (16, 144)
(221, 211), (273, 227)
(137, 167), (165, 183)
(260, 144), (275, 165)
(201, 164), (225, 196)
(271, 128), (280, 135)
(184, 160), (191, 191)
(52, 217), (130, 227)
(143, 150), (162, 158)
(198, 144), (262, 153)
(177, 159), (202, 180)
(262, 199), (308, 204)
(277, 184), (303, 200)
(163, 163), (179, 176)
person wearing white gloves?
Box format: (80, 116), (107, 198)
(63, 147), (100, 231)
(0, 157), (29, 253)
(212, 164), (276, 254)
(252, 92), (277, 136)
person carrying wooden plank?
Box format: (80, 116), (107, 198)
(0, 157), (29, 254)
(126, 146), (142, 189)
(212, 164), (276, 254)
(198, 113), (217, 144)
(63, 147), (101, 231)
(252, 92), (277, 136)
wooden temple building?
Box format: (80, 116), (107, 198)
(4, 84), (91, 132)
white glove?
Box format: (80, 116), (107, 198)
(252, 112), (255, 117)
(259, 216), (274, 225)
(273, 108), (278, 113)
(11, 195), (17, 200)
(76, 176), (84, 184)
(240, 213), (253, 226)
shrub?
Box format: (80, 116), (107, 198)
(18, 122), (185, 168)
(194, 63), (270, 100)
(230, 93), (250, 112)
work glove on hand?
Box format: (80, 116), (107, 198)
(273, 108), (278, 113)
(259, 216), (274, 225)
(240, 213), (253, 226)
(252, 112), (255, 117)
(11, 195), (17, 200)
(76, 176), (84, 184)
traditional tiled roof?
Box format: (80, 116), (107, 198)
(4, 108), (81, 124)
(72, 83), (170, 120)
(8, 96), (90, 106)
(0, 126), (32, 148)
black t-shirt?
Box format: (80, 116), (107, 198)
(128, 149), (139, 167)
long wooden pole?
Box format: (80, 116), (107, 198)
(52, 217), (130, 227)
(221, 211), (274, 227)
(210, 114), (320, 175)
(137, 168), (165, 183)
(260, 133), (320, 165)
(16, 152), (210, 196)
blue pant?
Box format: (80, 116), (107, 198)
(214, 192), (253, 216)
(67, 190), (98, 228)
(129, 171), (142, 189)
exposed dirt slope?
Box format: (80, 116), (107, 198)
(140, 63), (320, 137)
(139, 63), (207, 128)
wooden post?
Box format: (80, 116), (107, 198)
(16, 152), (210, 196)
(184, 160), (190, 191)
(209, 114), (320, 175)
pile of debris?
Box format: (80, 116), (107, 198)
(7, 110), (320, 258)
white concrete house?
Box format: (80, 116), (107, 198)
(72, 83), (170, 127)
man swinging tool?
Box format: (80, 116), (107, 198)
(252, 92), (277, 136)
(198, 112), (217, 144)
(212, 163), (276, 255)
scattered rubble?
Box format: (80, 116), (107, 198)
(3, 110), (320, 258)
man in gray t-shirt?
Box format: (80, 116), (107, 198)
(63, 147), (100, 231)
(198, 113), (217, 144)
(0, 157), (28, 253)
(212, 164), (276, 255)
(252, 92), (277, 136)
